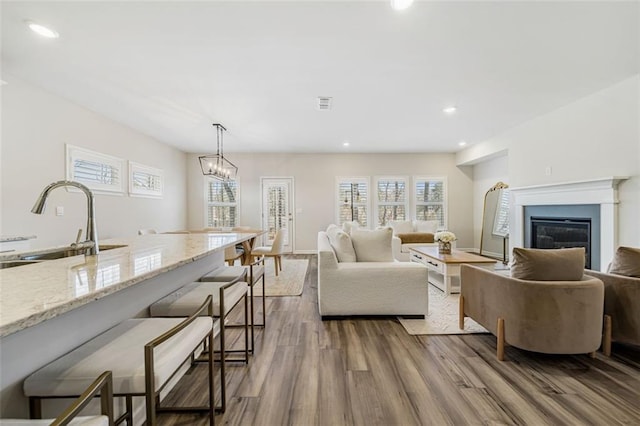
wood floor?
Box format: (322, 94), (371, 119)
(160, 254), (640, 425)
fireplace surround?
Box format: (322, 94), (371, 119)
(510, 177), (628, 272)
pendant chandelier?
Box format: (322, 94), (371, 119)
(199, 123), (238, 181)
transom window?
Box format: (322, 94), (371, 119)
(66, 144), (124, 194)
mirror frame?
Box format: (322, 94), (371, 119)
(479, 181), (509, 263)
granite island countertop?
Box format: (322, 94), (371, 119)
(0, 232), (254, 337)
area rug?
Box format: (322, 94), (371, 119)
(398, 285), (489, 335)
(253, 258), (309, 296)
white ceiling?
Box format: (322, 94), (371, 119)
(2, 1), (638, 154)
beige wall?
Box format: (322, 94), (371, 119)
(1, 76), (188, 249)
(459, 74), (640, 248)
(188, 153), (474, 252)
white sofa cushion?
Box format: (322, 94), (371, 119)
(388, 220), (413, 235)
(341, 221), (360, 234)
(414, 220), (439, 233)
(350, 228), (394, 262)
(328, 230), (356, 262)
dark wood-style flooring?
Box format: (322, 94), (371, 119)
(160, 255), (640, 425)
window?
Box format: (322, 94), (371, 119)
(375, 177), (408, 226)
(66, 144), (124, 194)
(337, 177), (369, 227)
(414, 177), (447, 228)
(206, 178), (239, 228)
(129, 162), (163, 198)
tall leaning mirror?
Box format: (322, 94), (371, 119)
(480, 182), (510, 263)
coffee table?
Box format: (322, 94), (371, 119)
(409, 246), (497, 294)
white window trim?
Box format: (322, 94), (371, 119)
(129, 162), (163, 198)
(203, 177), (240, 228)
(412, 176), (448, 229)
(66, 144), (125, 195)
(335, 176), (371, 228)
(374, 175), (410, 227)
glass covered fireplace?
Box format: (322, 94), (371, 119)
(531, 217), (591, 269)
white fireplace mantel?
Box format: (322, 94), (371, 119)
(510, 177), (629, 271)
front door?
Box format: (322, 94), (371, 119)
(261, 177), (294, 253)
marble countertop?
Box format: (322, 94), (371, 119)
(0, 235), (37, 243)
(0, 232), (254, 337)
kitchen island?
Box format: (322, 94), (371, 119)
(0, 231), (255, 418)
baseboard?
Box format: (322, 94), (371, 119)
(294, 249), (316, 255)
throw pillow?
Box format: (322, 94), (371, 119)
(414, 220), (439, 234)
(328, 230), (356, 263)
(326, 224), (341, 237)
(388, 220), (413, 235)
(342, 221), (360, 234)
(397, 232), (434, 244)
(511, 247), (585, 281)
(350, 228), (394, 262)
(609, 246), (640, 278)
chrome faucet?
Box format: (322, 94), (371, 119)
(31, 180), (99, 255)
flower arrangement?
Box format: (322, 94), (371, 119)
(434, 231), (457, 243)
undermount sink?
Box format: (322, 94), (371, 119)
(20, 244), (128, 261)
(0, 260), (44, 269)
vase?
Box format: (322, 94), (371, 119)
(438, 241), (452, 254)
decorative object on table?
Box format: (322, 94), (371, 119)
(199, 123), (238, 181)
(435, 231), (456, 254)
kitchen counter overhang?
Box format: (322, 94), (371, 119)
(0, 232), (254, 337)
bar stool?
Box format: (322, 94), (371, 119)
(200, 257), (265, 353)
(149, 280), (249, 413)
(24, 298), (217, 425)
(1, 371), (113, 426)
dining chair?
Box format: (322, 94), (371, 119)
(225, 245), (244, 266)
(251, 228), (286, 276)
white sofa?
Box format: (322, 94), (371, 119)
(317, 230), (429, 317)
(388, 219), (440, 261)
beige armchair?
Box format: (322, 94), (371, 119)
(585, 269), (640, 355)
(460, 264), (604, 360)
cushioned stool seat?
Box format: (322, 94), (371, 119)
(200, 260), (266, 353)
(200, 266), (247, 282)
(3, 371), (113, 426)
(149, 281), (249, 413)
(24, 300), (217, 425)
(25, 318), (210, 396)
(150, 282), (247, 318)
(0, 418), (107, 426)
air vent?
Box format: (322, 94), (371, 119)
(317, 96), (332, 111)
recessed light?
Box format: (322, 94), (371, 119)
(458, 141), (467, 147)
(443, 106), (457, 115)
(390, 0), (414, 11)
(343, 141), (350, 147)
(25, 21), (59, 39)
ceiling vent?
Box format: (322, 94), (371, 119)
(317, 97), (332, 111)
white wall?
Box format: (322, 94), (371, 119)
(459, 74), (640, 248)
(1, 76), (188, 249)
(188, 153), (474, 252)
(472, 155), (509, 250)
